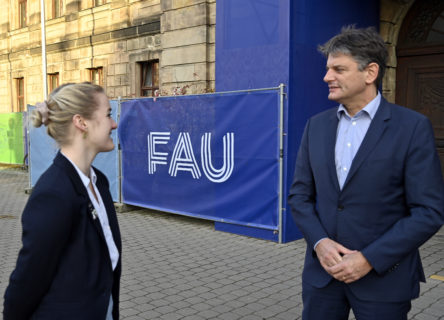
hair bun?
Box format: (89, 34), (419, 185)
(35, 101), (50, 126)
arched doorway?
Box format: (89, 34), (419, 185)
(396, 0), (444, 174)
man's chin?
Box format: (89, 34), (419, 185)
(327, 93), (340, 102)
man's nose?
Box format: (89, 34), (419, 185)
(323, 69), (333, 83)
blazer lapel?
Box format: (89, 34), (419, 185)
(87, 201), (107, 242)
(54, 152), (87, 197)
(342, 99), (391, 189)
(325, 110), (341, 192)
(54, 152), (107, 242)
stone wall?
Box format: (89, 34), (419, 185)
(160, 0), (215, 94)
(380, 0), (415, 103)
(0, 0), (216, 113)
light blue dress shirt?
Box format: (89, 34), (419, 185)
(335, 93), (381, 189)
(313, 93), (381, 250)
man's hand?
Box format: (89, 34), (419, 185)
(326, 251), (373, 283)
(315, 238), (356, 271)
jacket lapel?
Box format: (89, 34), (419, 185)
(53, 152), (87, 197)
(342, 98), (391, 189)
(87, 201), (107, 242)
(325, 109), (341, 192)
(53, 152), (107, 242)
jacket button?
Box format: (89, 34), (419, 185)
(338, 205), (344, 211)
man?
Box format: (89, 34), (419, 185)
(288, 26), (444, 320)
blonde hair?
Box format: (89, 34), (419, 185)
(32, 82), (105, 146)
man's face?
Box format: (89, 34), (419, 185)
(323, 53), (369, 107)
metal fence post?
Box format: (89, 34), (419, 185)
(278, 83), (286, 243)
(117, 96), (122, 204)
(26, 109), (32, 191)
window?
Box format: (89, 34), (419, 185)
(139, 60), (159, 97)
(52, 0), (62, 19)
(48, 73), (59, 94)
(15, 78), (24, 112)
(18, 0), (27, 28)
(89, 67), (103, 86)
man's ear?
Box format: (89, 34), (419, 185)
(365, 62), (379, 85)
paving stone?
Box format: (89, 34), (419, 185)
(195, 309), (220, 318)
(154, 305), (177, 314)
(137, 310), (162, 319)
(119, 308), (139, 317)
(176, 306), (199, 316)
(240, 315), (267, 320)
(168, 300), (191, 309)
(412, 312), (439, 320)
(159, 313), (183, 320)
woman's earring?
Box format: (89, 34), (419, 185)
(83, 130), (88, 139)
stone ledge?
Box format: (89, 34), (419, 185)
(3, 20), (161, 60)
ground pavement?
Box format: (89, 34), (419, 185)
(0, 166), (443, 320)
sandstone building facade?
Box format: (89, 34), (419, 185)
(0, 0), (216, 113)
(0, 0), (442, 122)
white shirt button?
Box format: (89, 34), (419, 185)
(352, 121), (357, 126)
(343, 167), (347, 171)
(347, 142), (351, 148)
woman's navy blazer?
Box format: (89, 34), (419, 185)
(3, 152), (122, 320)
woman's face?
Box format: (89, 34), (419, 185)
(86, 92), (117, 153)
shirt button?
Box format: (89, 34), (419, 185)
(352, 121), (357, 126)
(347, 142), (351, 148)
(338, 205), (344, 211)
(343, 167), (347, 171)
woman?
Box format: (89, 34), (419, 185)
(3, 83), (121, 320)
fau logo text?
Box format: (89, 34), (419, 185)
(148, 132), (234, 183)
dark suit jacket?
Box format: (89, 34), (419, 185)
(288, 98), (444, 302)
(3, 152), (122, 320)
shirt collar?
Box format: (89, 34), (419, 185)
(60, 151), (97, 188)
(337, 92), (381, 120)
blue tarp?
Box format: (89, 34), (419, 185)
(28, 101), (120, 202)
(119, 90), (281, 230)
(216, 0), (380, 241)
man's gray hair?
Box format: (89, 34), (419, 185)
(318, 26), (388, 88)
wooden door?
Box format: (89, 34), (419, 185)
(396, 52), (444, 173)
(396, 0), (444, 175)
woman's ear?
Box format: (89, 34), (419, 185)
(72, 114), (87, 131)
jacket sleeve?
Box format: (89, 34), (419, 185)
(3, 190), (75, 320)
(362, 116), (444, 274)
(288, 119), (329, 250)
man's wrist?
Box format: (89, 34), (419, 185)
(314, 237), (327, 250)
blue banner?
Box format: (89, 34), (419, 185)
(119, 90), (280, 230)
(28, 101), (120, 202)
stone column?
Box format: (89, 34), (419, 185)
(379, 0), (414, 103)
(160, 0), (215, 95)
